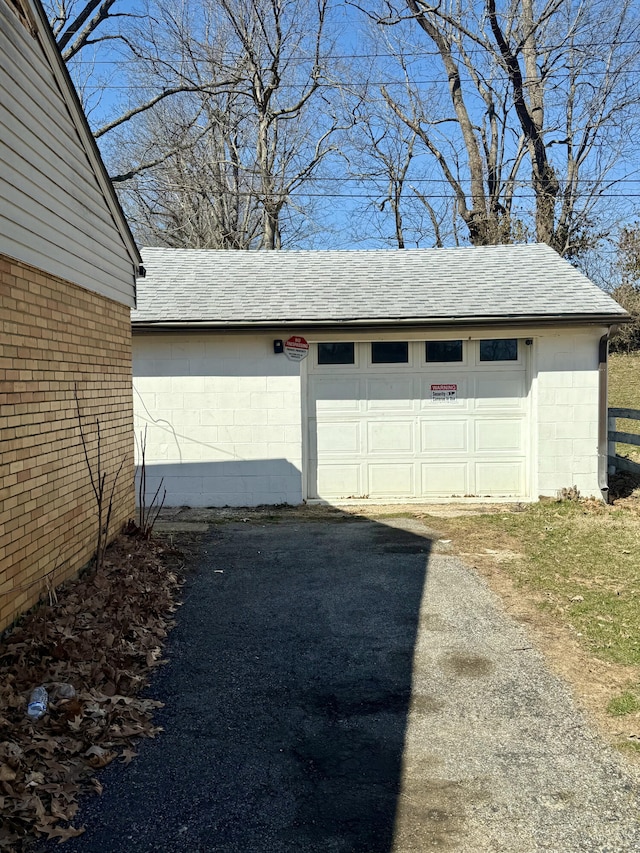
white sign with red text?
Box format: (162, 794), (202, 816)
(284, 335), (309, 362)
(431, 383), (457, 403)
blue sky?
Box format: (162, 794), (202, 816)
(60, 0), (640, 258)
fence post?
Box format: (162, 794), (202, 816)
(608, 414), (617, 475)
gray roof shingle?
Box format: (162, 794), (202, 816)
(132, 244), (627, 327)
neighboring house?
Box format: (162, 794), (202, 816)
(132, 244), (627, 508)
(0, 0), (141, 630)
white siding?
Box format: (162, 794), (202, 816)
(0, 0), (136, 306)
(133, 334), (303, 507)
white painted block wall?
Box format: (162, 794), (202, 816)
(133, 326), (608, 506)
(133, 334), (303, 506)
(533, 329), (605, 499)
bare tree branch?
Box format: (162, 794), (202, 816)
(59, 0), (119, 60)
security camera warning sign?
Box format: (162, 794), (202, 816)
(431, 383), (457, 402)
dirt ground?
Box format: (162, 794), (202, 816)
(453, 544), (640, 753)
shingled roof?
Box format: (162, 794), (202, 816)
(133, 244), (627, 329)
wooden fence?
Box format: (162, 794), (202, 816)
(608, 407), (640, 476)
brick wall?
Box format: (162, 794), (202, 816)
(0, 254), (135, 631)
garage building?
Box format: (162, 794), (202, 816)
(132, 244), (627, 506)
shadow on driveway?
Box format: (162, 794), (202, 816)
(46, 512), (434, 853)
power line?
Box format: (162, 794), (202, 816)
(73, 67), (640, 88)
(65, 38), (640, 64)
(123, 175), (640, 185)
(121, 184), (640, 199)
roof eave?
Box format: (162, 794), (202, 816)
(132, 312), (630, 333)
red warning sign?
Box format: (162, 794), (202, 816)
(284, 335), (309, 362)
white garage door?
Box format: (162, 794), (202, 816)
(306, 338), (530, 500)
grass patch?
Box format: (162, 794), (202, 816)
(609, 352), (640, 462)
(620, 741), (640, 755)
(607, 691), (640, 717)
(431, 501), (640, 667)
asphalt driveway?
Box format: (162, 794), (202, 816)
(42, 512), (640, 852)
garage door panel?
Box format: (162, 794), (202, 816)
(474, 374), (526, 410)
(368, 420), (414, 453)
(316, 464), (361, 497)
(420, 420), (468, 453)
(368, 463), (414, 496)
(475, 419), (524, 452)
(317, 421), (360, 453)
(312, 377), (361, 411)
(420, 377), (470, 409)
(421, 462), (469, 496)
(475, 461), (525, 495)
(364, 377), (414, 411)
(308, 342), (529, 500)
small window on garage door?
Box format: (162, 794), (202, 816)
(317, 342), (355, 364)
(426, 340), (463, 362)
(479, 339), (518, 361)
(371, 341), (409, 363)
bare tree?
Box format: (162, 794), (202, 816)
(484, 0), (640, 255)
(46, 0), (121, 61)
(370, 121), (417, 249)
(117, 94), (266, 248)
(50, 0), (343, 249)
(44, 0), (237, 137)
(607, 225), (640, 351)
(348, 97), (454, 248)
(208, 0), (341, 248)
(357, 0), (640, 256)
(355, 1), (525, 246)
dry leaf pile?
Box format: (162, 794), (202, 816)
(0, 532), (184, 850)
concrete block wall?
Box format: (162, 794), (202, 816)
(534, 329), (605, 498)
(133, 333), (303, 506)
(132, 327), (609, 507)
(0, 254), (135, 631)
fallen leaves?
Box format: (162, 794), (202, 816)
(0, 533), (183, 850)
(0, 763), (17, 782)
(119, 748), (137, 765)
